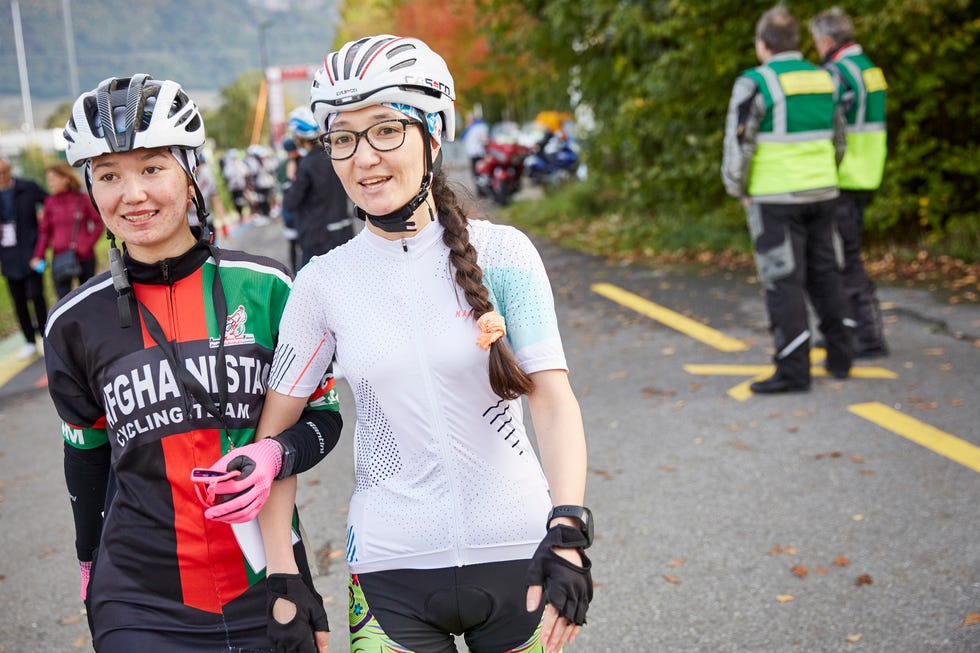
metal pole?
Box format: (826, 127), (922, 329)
(11, 0), (36, 133)
(62, 0), (80, 99)
(258, 20), (274, 148)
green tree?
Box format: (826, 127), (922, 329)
(203, 71), (266, 150)
(480, 0), (980, 259)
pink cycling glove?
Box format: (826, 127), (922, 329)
(79, 560), (92, 601)
(200, 439), (284, 524)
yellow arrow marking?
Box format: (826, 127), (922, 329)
(848, 402), (980, 474)
(591, 283), (748, 352)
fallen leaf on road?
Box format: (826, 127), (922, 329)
(667, 559), (686, 568)
(950, 399), (963, 407)
(608, 371), (627, 379)
(72, 635), (88, 648)
(850, 455), (865, 464)
(730, 442), (751, 450)
(855, 574), (873, 586)
(663, 574), (681, 584)
(860, 469), (877, 476)
(768, 412), (782, 419)
(59, 615), (82, 625)
(787, 426), (799, 433)
(923, 348), (946, 356)
(591, 468), (614, 480)
(689, 382), (703, 392)
(642, 387), (676, 398)
(815, 567), (828, 575)
(844, 633), (862, 643)
(961, 612), (980, 627)
(852, 514), (865, 521)
(792, 409), (807, 418)
(790, 565), (808, 578)
(660, 466), (677, 473)
(306, 478), (320, 486)
(833, 555), (851, 567)
(770, 545), (784, 555)
(776, 594), (794, 603)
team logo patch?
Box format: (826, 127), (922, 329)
(213, 304), (256, 347)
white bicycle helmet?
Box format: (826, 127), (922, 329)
(64, 74), (205, 167)
(287, 107), (321, 141)
(311, 35), (456, 141)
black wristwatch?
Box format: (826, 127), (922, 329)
(547, 505), (594, 548)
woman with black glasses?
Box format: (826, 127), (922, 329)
(203, 35), (595, 653)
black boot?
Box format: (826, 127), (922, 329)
(750, 373), (811, 394)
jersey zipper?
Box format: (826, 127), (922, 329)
(403, 244), (466, 566)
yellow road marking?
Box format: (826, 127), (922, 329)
(591, 283), (748, 352)
(683, 364), (897, 379)
(0, 354), (38, 387)
(684, 364), (897, 401)
(848, 402), (980, 474)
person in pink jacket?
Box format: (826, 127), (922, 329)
(32, 161), (103, 299)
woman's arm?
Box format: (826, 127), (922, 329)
(526, 369), (587, 509)
(253, 389), (311, 572)
(525, 368), (589, 653)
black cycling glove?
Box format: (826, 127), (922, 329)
(266, 573), (330, 653)
(526, 524), (594, 626)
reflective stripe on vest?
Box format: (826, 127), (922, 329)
(747, 62), (839, 197)
(833, 46), (887, 190)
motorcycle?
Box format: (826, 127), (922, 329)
(524, 135), (580, 187)
(474, 123), (530, 206)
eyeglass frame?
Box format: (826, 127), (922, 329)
(318, 118), (423, 161)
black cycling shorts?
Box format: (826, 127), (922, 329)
(350, 559), (546, 653)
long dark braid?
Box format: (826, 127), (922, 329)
(432, 172), (534, 400)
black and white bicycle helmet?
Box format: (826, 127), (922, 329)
(311, 35), (456, 141)
(64, 74), (205, 167)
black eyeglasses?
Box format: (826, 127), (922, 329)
(319, 118), (422, 160)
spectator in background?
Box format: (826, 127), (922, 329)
(721, 5), (852, 393)
(221, 149), (249, 221)
(0, 156), (48, 360)
(811, 7), (889, 358)
(460, 109), (489, 183)
(31, 162), (103, 299)
(276, 136), (302, 272)
(283, 107), (353, 268)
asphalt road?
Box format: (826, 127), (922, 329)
(0, 181), (977, 652)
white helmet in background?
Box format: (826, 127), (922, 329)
(287, 107), (321, 141)
(63, 74), (205, 171)
(310, 35), (456, 141)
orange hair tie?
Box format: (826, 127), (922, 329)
(476, 310), (506, 351)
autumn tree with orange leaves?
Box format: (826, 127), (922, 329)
(333, 0), (572, 123)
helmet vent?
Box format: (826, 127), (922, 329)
(387, 43), (415, 59)
(355, 37), (396, 78)
(389, 59), (415, 71)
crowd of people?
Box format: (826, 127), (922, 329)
(0, 4), (892, 651)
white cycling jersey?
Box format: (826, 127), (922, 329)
(270, 218), (567, 573)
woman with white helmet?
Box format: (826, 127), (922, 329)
(203, 36), (593, 653)
(44, 74), (343, 652)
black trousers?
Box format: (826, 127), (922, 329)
(833, 190), (886, 349)
(747, 200), (852, 383)
(4, 272), (47, 343)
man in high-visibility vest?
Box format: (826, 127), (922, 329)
(811, 7), (889, 359)
(722, 5), (853, 394)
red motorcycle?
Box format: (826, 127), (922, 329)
(474, 123), (530, 205)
